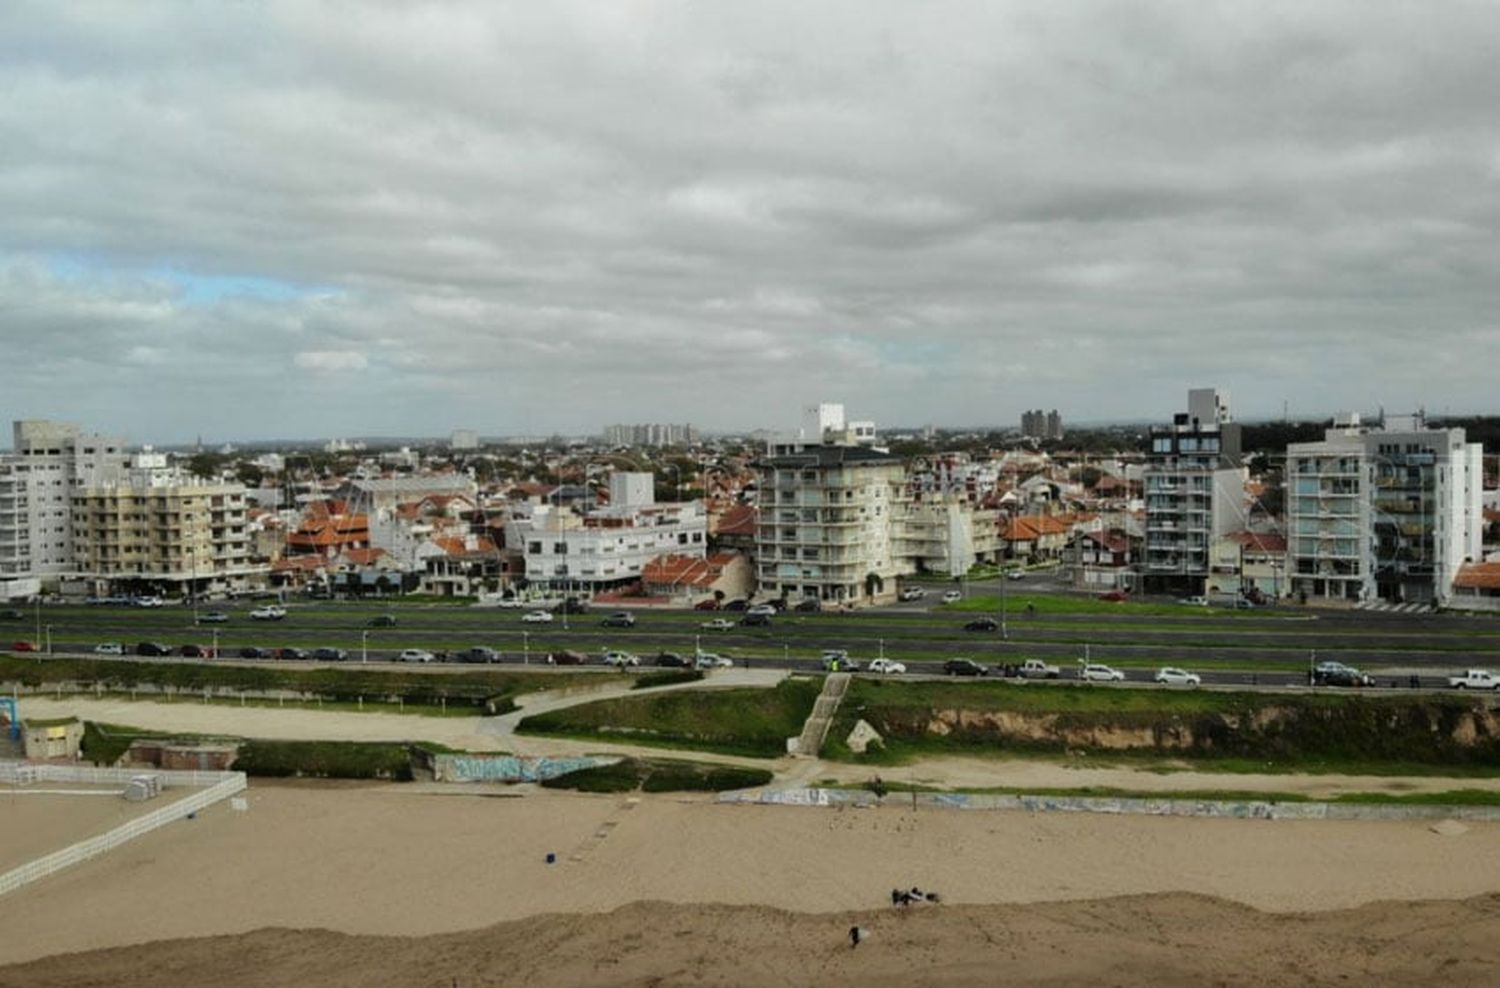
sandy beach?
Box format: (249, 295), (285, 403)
(2, 782), (1500, 984)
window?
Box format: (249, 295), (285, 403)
(528, 541), (542, 554)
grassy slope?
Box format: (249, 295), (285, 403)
(827, 678), (1500, 770)
(517, 678), (823, 758)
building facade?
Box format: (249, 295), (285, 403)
(0, 420), (130, 599)
(70, 457), (261, 596)
(1142, 389), (1246, 596)
(755, 445), (908, 606)
(507, 473), (708, 594)
(1286, 414), (1483, 605)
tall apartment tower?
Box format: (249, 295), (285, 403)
(755, 445), (908, 606)
(0, 420), (129, 599)
(1142, 389), (1245, 596)
(1286, 413), (1482, 606)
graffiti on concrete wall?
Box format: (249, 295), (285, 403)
(437, 755), (617, 783)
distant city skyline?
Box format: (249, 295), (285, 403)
(4, 4), (1498, 442)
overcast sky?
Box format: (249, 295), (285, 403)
(3, 2), (1499, 444)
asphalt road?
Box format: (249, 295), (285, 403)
(7, 593), (1500, 694)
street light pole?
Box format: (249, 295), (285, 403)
(524, 630), (530, 665)
(45, 625), (52, 656)
(212, 628), (219, 658)
(1001, 574), (1008, 640)
(361, 630), (369, 664)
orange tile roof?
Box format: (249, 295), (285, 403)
(715, 504), (758, 537)
(1227, 531), (1287, 553)
(641, 552), (734, 589)
(1454, 562), (1500, 590)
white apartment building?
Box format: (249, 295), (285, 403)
(1287, 413), (1483, 606)
(0, 420), (130, 599)
(755, 445), (909, 605)
(507, 472), (707, 594)
(899, 495), (1000, 575)
(1142, 389), (1248, 596)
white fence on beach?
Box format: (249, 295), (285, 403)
(0, 760), (247, 897)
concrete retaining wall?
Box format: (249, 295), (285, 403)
(432, 754), (618, 783)
(717, 787), (1500, 822)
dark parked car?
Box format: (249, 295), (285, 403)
(600, 612), (636, 628)
(554, 598), (589, 615)
(135, 641), (172, 657)
(11, 640), (38, 653)
(794, 598), (822, 613)
(740, 612), (772, 627)
(277, 647), (310, 661)
(456, 646), (501, 664)
(655, 651), (690, 668)
(963, 618), (999, 632)
(547, 649), (588, 665)
(196, 611), (230, 624)
(239, 646), (273, 659)
(943, 658), (989, 677)
(766, 598), (788, 612)
(0, 608), (24, 620)
(178, 644), (214, 658)
(368, 614), (398, 627)
(1097, 590), (1128, 602)
(694, 599), (720, 611)
(1313, 662), (1374, 687)
(723, 599), (749, 612)
(311, 647), (349, 662)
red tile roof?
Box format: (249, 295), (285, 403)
(1454, 562), (1500, 590)
(1227, 531), (1287, 553)
(641, 552), (738, 589)
(715, 504), (758, 537)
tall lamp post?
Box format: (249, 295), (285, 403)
(44, 625), (52, 656)
(523, 630), (530, 665)
(1001, 574), (1008, 640)
(361, 630), (369, 664)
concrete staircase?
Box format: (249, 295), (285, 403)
(791, 673), (851, 758)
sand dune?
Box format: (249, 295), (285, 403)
(4, 894), (1500, 987)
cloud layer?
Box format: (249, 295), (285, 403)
(3, 1), (1499, 441)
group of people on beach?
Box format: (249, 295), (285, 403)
(849, 887), (943, 948)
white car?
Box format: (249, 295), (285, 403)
(700, 618), (735, 631)
(866, 658), (907, 675)
(1081, 663), (1126, 683)
(1005, 570), (1026, 581)
(941, 590), (962, 604)
(521, 610), (554, 623)
(399, 649), (435, 663)
(898, 587), (926, 601)
(133, 595), (165, 608)
(249, 605), (287, 621)
(746, 604), (777, 617)
(1154, 666), (1202, 686)
(602, 650), (640, 667)
(695, 652), (733, 669)
(94, 642), (125, 655)
(1177, 596), (1209, 607)
(494, 598), (528, 609)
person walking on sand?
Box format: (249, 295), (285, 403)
(849, 926), (865, 948)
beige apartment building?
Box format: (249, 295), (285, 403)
(71, 470), (261, 596)
(755, 445), (909, 606)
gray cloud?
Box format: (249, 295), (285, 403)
(2, 0), (1499, 442)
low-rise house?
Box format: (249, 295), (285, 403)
(640, 551), (753, 604)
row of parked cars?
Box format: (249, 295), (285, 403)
(545, 649), (734, 669)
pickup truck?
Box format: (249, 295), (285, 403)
(1448, 669), (1500, 690)
(1019, 658), (1060, 679)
